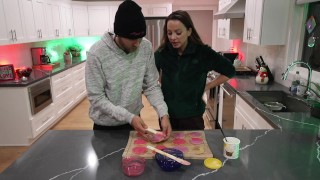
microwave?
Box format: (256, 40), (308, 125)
(28, 78), (52, 115)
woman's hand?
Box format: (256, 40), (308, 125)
(160, 115), (172, 140)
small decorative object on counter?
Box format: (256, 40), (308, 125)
(290, 71), (301, 95)
(16, 67), (32, 78)
(255, 66), (269, 84)
(63, 51), (72, 65)
(297, 80), (307, 96)
(0, 64), (15, 81)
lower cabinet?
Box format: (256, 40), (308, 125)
(0, 62), (87, 146)
(51, 62), (86, 120)
(234, 94), (273, 130)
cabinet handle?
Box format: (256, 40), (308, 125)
(69, 29), (71, 36)
(40, 29), (42, 38)
(13, 30), (17, 40)
(242, 125), (246, 130)
(246, 28), (249, 40)
(10, 30), (14, 41)
(42, 116), (50, 123)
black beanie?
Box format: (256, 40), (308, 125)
(114, 0), (146, 39)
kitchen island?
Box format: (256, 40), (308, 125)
(0, 129), (319, 180)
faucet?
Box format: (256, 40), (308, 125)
(281, 61), (312, 95)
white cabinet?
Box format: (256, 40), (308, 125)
(140, 3), (172, 17)
(33, 0), (49, 40)
(51, 62), (87, 119)
(217, 0), (243, 39)
(51, 2), (62, 38)
(51, 68), (74, 118)
(30, 103), (56, 137)
(234, 94), (273, 129)
(72, 62), (86, 104)
(1, 0), (26, 44)
(72, 5), (89, 36)
(60, 4), (73, 37)
(87, 2), (120, 36)
(44, 0), (56, 39)
(20, 0), (37, 41)
(243, 0), (290, 45)
(21, 0), (49, 41)
(88, 6), (111, 36)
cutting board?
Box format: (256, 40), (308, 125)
(123, 131), (213, 159)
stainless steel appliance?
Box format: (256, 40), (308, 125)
(31, 47), (51, 65)
(218, 84), (236, 129)
(28, 78), (52, 115)
(145, 18), (166, 51)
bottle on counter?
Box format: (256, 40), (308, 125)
(290, 71), (301, 95)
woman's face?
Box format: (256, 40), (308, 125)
(167, 20), (192, 54)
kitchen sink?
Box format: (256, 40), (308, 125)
(246, 90), (311, 113)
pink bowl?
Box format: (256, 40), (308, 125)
(122, 156), (146, 177)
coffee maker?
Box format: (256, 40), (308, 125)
(31, 47), (51, 65)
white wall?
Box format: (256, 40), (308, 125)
(187, 10), (213, 47)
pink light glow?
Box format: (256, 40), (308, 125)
(231, 39), (245, 61)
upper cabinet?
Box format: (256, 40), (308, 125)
(59, 4), (74, 37)
(88, 6), (111, 36)
(243, 0), (290, 45)
(140, 3), (172, 17)
(0, 0), (26, 45)
(87, 2), (120, 36)
(217, 0), (243, 40)
(72, 4), (89, 37)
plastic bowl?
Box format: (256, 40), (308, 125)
(155, 148), (184, 171)
(122, 156), (146, 177)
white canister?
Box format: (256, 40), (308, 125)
(223, 137), (240, 159)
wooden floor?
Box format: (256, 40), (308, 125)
(0, 95), (213, 173)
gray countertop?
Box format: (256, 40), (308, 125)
(0, 130), (319, 180)
(0, 57), (86, 87)
(226, 76), (320, 129)
(1, 75), (320, 179)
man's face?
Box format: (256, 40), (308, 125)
(117, 37), (142, 53)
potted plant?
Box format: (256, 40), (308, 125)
(68, 45), (83, 57)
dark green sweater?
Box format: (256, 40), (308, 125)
(155, 42), (235, 119)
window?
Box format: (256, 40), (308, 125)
(302, 2), (320, 71)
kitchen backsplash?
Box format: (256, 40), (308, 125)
(0, 37), (99, 70)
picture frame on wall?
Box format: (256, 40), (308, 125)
(0, 64), (15, 81)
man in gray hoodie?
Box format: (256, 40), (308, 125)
(85, 0), (171, 139)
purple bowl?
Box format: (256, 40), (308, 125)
(155, 148), (184, 171)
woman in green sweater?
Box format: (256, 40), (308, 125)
(155, 10), (236, 130)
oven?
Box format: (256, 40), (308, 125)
(205, 71), (219, 128)
(28, 78), (52, 115)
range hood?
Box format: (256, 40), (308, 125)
(214, 0), (246, 20)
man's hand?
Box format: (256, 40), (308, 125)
(160, 115), (172, 140)
(131, 115), (148, 135)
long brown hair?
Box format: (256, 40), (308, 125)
(158, 10), (204, 50)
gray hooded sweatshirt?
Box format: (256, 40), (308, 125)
(85, 32), (168, 126)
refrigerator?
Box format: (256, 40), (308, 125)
(145, 18), (166, 52)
